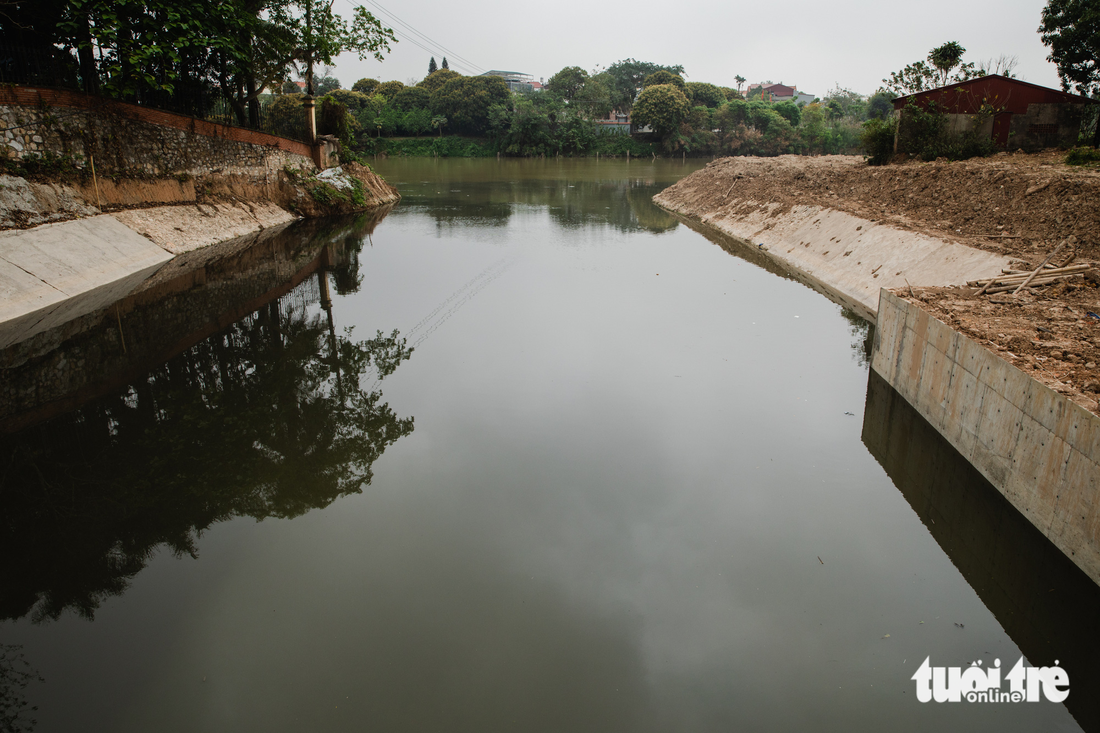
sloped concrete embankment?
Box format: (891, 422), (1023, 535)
(873, 291), (1100, 586)
(653, 187), (1009, 323)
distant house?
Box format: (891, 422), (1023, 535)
(892, 75), (1095, 151)
(595, 110), (631, 133)
(479, 70), (538, 93)
(747, 82), (815, 106)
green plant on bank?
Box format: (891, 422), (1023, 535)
(861, 116), (897, 165)
(0, 150), (82, 179)
(1065, 146), (1100, 165)
(881, 101), (995, 164)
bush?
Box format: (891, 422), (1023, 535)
(895, 101), (994, 162)
(1065, 146), (1100, 165)
(861, 116), (896, 165)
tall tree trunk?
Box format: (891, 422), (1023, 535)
(75, 12), (99, 95)
(233, 73), (247, 126)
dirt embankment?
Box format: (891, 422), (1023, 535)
(658, 152), (1100, 414)
(661, 152), (1100, 262)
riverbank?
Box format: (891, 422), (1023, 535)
(653, 153), (1100, 411)
(0, 162), (398, 352)
(654, 152), (1100, 588)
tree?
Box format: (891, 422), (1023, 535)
(928, 41), (966, 86)
(315, 74), (341, 95)
(602, 58), (684, 115)
(431, 115), (447, 136)
(429, 56), (438, 74)
(419, 68), (461, 91)
(685, 81), (725, 108)
(352, 77), (380, 94)
(735, 75), (746, 92)
(441, 57), (449, 70)
(272, 0), (397, 98)
(1040, 0), (1100, 145)
(867, 91), (894, 119)
(376, 80), (405, 98)
(632, 83), (690, 137)
(429, 75), (509, 134)
(392, 85), (431, 111)
(882, 42), (981, 95)
(642, 70), (685, 90)
(773, 100), (801, 126)
(546, 66), (589, 101)
(572, 75), (612, 119)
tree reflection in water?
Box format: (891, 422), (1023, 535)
(0, 279), (414, 623)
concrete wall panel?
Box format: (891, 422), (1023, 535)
(872, 289), (1100, 586)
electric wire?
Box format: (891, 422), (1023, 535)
(361, 0), (486, 75)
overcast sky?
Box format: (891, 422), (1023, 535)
(328, 0), (1063, 97)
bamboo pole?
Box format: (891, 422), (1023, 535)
(90, 154), (101, 209)
(1014, 241), (1068, 295)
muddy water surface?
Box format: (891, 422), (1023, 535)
(0, 158), (1091, 732)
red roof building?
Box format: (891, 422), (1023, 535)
(892, 75), (1095, 150)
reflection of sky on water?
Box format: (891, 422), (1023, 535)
(0, 159), (1087, 733)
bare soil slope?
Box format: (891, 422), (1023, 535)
(664, 152), (1100, 262)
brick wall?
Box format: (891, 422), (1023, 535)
(0, 86), (317, 180)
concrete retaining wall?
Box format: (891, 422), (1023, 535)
(872, 289), (1100, 584)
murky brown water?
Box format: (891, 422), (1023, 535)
(0, 158), (1093, 732)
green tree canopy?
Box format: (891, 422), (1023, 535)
(602, 59), (685, 114)
(632, 83), (690, 137)
(643, 70), (685, 90)
(685, 81), (725, 108)
(376, 80), (406, 99)
(928, 41), (966, 86)
(546, 66), (590, 101)
(773, 100), (801, 126)
(882, 42), (980, 95)
(1040, 0), (1100, 98)
(353, 77), (381, 94)
(326, 88), (371, 114)
(429, 56), (438, 74)
(315, 74), (341, 95)
(418, 68), (462, 91)
(429, 75), (510, 134)
(392, 85), (431, 111)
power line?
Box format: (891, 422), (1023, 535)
(361, 0), (486, 75)
(386, 28), (479, 76)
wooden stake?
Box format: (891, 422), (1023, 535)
(90, 154), (101, 209)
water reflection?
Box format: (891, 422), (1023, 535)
(0, 210), (392, 432)
(863, 370), (1100, 733)
(0, 644), (41, 732)
(0, 225), (415, 624)
(377, 158), (691, 234)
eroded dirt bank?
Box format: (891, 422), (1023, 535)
(655, 153), (1100, 414)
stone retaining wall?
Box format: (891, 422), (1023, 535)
(0, 86), (314, 179)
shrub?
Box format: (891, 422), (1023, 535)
(1065, 146), (1100, 165)
(861, 116), (897, 165)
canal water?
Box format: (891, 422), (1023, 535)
(0, 158), (1094, 732)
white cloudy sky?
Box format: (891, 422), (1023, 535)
(328, 0), (1063, 97)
